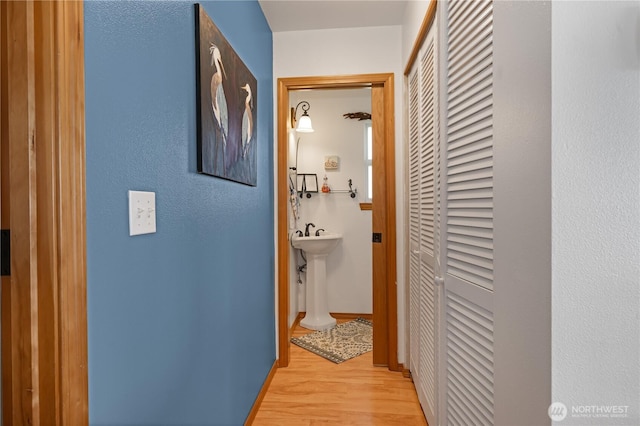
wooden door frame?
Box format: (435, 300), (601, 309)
(1, 1), (88, 424)
(277, 74), (398, 370)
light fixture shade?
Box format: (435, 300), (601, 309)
(296, 114), (314, 133)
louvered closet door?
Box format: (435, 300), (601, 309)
(442, 0), (495, 425)
(408, 17), (439, 426)
(418, 28), (438, 426)
(408, 62), (422, 409)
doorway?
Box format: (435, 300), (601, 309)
(276, 74), (398, 370)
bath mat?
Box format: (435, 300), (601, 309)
(291, 318), (373, 364)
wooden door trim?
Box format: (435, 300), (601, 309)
(276, 74), (398, 370)
(3, 2), (40, 422)
(0, 2), (10, 421)
(54, 2), (88, 423)
(371, 85), (388, 365)
(382, 75), (398, 370)
(1, 1), (88, 423)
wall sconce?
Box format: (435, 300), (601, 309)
(291, 101), (314, 133)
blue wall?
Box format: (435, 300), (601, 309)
(84, 2), (274, 425)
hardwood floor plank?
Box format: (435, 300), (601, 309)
(252, 321), (427, 425)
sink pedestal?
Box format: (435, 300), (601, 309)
(300, 253), (336, 330)
(291, 233), (342, 331)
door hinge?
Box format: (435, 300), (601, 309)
(372, 232), (382, 243)
(1, 229), (9, 276)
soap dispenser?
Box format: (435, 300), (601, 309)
(321, 175), (331, 193)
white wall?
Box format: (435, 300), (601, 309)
(552, 1), (640, 424)
(402, 0), (431, 66)
(493, 1), (552, 424)
(290, 89), (373, 316)
(274, 24), (407, 360)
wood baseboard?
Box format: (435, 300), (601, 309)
(392, 362), (405, 374)
(401, 364), (412, 379)
(244, 359), (278, 425)
(297, 312), (373, 321)
(331, 312), (373, 321)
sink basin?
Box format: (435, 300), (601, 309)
(291, 233), (342, 255)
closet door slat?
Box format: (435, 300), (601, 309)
(444, 0), (495, 424)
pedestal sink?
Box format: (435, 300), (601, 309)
(292, 233), (342, 330)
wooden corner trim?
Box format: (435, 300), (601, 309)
(401, 365), (412, 379)
(244, 360), (278, 426)
(55, 2), (89, 424)
(277, 79), (290, 368)
(384, 75), (399, 372)
(404, 0), (437, 76)
(359, 202), (372, 211)
(289, 312), (303, 338)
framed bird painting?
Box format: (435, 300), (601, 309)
(195, 4), (258, 186)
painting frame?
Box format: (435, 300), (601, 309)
(195, 3), (258, 186)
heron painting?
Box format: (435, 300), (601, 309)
(195, 4), (258, 186)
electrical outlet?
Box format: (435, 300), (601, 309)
(128, 190), (156, 236)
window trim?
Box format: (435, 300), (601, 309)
(364, 122), (373, 202)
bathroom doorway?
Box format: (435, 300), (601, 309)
(288, 88), (372, 332)
(277, 74), (398, 370)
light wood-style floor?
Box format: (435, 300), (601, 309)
(252, 319), (428, 425)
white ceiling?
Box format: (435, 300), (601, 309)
(258, 0), (408, 32)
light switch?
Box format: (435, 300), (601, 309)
(128, 190), (156, 236)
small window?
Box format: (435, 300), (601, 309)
(364, 123), (373, 202)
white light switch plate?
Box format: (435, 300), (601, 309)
(128, 190), (156, 236)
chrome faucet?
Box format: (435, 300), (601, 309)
(305, 223), (315, 236)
